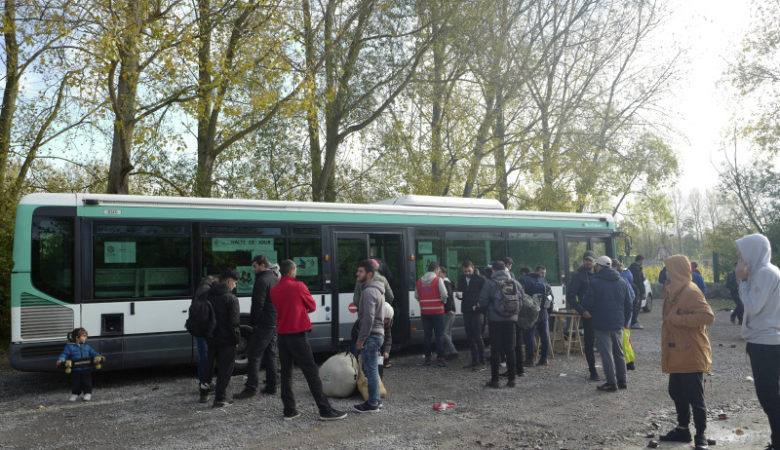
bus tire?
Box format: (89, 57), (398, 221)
(232, 325), (252, 376)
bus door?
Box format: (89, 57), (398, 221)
(331, 231), (405, 349)
(562, 234), (614, 297)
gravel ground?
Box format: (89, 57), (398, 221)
(0, 299), (773, 449)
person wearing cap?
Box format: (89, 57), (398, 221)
(581, 256), (633, 392)
(628, 255), (646, 329)
(691, 262), (707, 295)
(566, 250), (600, 380)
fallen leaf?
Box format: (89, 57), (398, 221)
(735, 429), (744, 435)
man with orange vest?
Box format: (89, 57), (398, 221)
(415, 261), (449, 367)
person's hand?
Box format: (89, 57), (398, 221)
(736, 260), (750, 280)
(447, 311), (455, 317)
(56, 360), (61, 366)
(583, 311), (592, 319)
(383, 352), (389, 359)
(356, 341), (364, 351)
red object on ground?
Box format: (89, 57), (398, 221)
(433, 402), (456, 411)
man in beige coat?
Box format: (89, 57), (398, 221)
(659, 255), (715, 450)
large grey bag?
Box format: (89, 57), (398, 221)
(320, 352), (359, 397)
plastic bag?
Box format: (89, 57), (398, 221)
(623, 328), (636, 364)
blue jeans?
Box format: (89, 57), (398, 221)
(421, 313), (446, 359)
(362, 334), (384, 407)
(523, 308), (550, 362)
(196, 337), (208, 384)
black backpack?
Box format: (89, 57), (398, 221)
(185, 279), (217, 338)
(496, 279), (521, 316)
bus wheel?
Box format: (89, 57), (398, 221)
(233, 325), (252, 375)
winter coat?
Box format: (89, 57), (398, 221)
(208, 282), (241, 345)
(477, 270), (522, 323)
(521, 272), (553, 309)
(736, 234), (780, 345)
(270, 276), (316, 334)
(443, 277), (456, 313)
(566, 265), (593, 314)
(458, 273), (486, 314)
(581, 267), (633, 331)
(629, 262), (646, 298)
(357, 280), (385, 345)
(381, 318), (393, 354)
(661, 255), (714, 374)
(249, 269), (279, 329)
(692, 270), (707, 294)
(58, 343), (101, 371)
(620, 269), (636, 304)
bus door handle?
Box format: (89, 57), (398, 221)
(321, 295), (325, 306)
(130, 302), (135, 315)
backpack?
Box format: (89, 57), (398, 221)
(185, 279), (217, 338)
(516, 292), (541, 329)
(496, 279), (521, 316)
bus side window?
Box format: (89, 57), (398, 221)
(32, 215), (75, 302)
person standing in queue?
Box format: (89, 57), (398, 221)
(735, 234), (780, 450)
(270, 259), (347, 421)
(628, 255), (646, 329)
(566, 250), (599, 381)
(415, 261), (448, 367)
(235, 255), (280, 400)
(458, 260), (487, 370)
(658, 255), (714, 450)
(204, 269), (241, 408)
(353, 259), (385, 413)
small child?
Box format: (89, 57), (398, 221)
(379, 302), (394, 377)
(56, 328), (104, 402)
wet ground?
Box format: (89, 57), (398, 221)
(0, 299), (773, 449)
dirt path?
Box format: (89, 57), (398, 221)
(0, 302), (773, 449)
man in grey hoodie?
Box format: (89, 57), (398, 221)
(353, 259), (385, 413)
(735, 233), (780, 450)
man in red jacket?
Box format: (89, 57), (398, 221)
(270, 259), (347, 421)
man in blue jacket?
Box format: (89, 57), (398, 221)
(566, 250), (599, 380)
(582, 256), (633, 392)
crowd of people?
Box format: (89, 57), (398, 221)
(55, 233), (780, 450)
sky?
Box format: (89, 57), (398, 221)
(656, 0), (753, 194)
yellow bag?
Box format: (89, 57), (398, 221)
(356, 354), (387, 401)
(623, 328), (636, 364)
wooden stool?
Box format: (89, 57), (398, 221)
(550, 310), (584, 357)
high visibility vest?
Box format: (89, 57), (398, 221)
(416, 276), (444, 315)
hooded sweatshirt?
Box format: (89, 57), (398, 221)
(357, 279), (385, 345)
(661, 255), (714, 374)
(735, 234), (780, 345)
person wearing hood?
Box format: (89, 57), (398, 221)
(566, 250), (600, 381)
(353, 259), (385, 413)
(658, 255), (714, 450)
(415, 261), (448, 367)
(581, 256), (633, 392)
(691, 262), (707, 295)
(735, 234), (780, 450)
(628, 255), (646, 329)
(235, 255), (280, 400)
(204, 269), (241, 408)
(478, 260), (524, 389)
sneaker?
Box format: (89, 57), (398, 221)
(506, 379), (516, 388)
(283, 410), (301, 421)
(630, 323), (644, 330)
(626, 362), (636, 370)
(694, 434), (708, 450)
(763, 444), (775, 450)
(82, 393), (92, 402)
(485, 380), (500, 389)
(499, 361), (507, 368)
(589, 372), (601, 381)
(260, 386), (277, 395)
(234, 389), (257, 400)
(383, 360), (392, 368)
(617, 382), (627, 390)
(68, 394), (78, 402)
(212, 400), (234, 408)
(437, 358), (447, 367)
(319, 409), (347, 421)
(659, 427), (692, 443)
(597, 383), (617, 392)
(353, 401), (380, 413)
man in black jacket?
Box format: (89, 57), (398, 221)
(628, 255), (646, 329)
(235, 255), (280, 399)
(566, 250), (599, 381)
(203, 269), (241, 408)
(458, 260), (486, 370)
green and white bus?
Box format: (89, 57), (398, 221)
(9, 193), (617, 372)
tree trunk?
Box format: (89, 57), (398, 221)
(462, 93), (495, 198)
(194, 0), (214, 198)
(0, 0), (19, 189)
(493, 87), (507, 207)
(429, 11), (444, 193)
(303, 0), (322, 200)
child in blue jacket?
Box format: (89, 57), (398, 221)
(57, 328), (104, 402)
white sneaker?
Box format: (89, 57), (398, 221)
(68, 394), (78, 402)
(83, 393), (92, 401)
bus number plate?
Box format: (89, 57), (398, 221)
(103, 209), (122, 216)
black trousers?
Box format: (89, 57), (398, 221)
(204, 339), (236, 403)
(747, 343), (780, 448)
(631, 297), (642, 325)
(278, 332), (332, 415)
(668, 372), (706, 435)
(463, 312), (485, 364)
(489, 321), (516, 382)
(583, 317), (597, 374)
(514, 323), (525, 375)
(245, 326), (278, 392)
(730, 293), (744, 323)
(70, 371), (93, 395)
